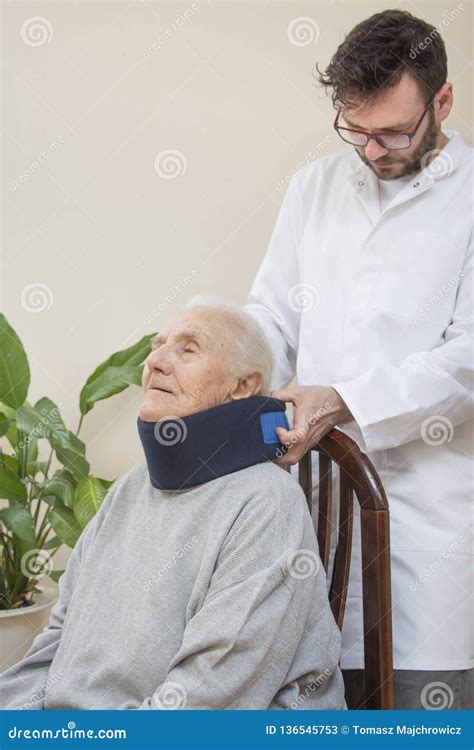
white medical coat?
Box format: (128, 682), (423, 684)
(244, 129), (473, 670)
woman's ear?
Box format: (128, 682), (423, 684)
(229, 372), (263, 400)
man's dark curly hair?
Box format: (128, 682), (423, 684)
(314, 9), (447, 109)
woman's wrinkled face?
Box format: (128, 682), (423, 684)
(139, 308), (241, 422)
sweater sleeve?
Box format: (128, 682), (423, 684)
(243, 176), (302, 390)
(134, 477), (332, 710)
(0, 473), (123, 710)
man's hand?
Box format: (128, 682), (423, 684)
(272, 385), (354, 466)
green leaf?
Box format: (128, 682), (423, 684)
(49, 506), (82, 548)
(34, 397), (71, 448)
(26, 460), (50, 477)
(0, 315), (30, 409)
(42, 535), (61, 550)
(0, 405), (17, 452)
(48, 569), (64, 583)
(0, 462), (27, 502)
(17, 400), (89, 482)
(0, 412), (10, 438)
(0, 501), (36, 546)
(42, 469), (76, 508)
(74, 477), (108, 529)
(79, 333), (155, 416)
(0, 453), (19, 475)
(53, 433), (89, 482)
(80, 365), (143, 417)
(97, 477), (114, 491)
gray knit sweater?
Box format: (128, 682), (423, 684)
(0, 461), (346, 710)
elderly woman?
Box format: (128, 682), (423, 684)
(0, 297), (345, 711)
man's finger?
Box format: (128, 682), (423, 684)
(271, 387), (298, 404)
(275, 426), (304, 446)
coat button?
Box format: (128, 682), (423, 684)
(358, 180), (365, 186)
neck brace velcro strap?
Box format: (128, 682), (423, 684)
(137, 395), (289, 490)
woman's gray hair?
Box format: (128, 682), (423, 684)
(182, 294), (274, 396)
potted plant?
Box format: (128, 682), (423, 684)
(0, 313), (155, 670)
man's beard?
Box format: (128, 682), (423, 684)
(355, 110), (440, 181)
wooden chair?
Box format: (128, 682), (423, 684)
(298, 429), (394, 709)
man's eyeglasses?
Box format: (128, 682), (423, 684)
(333, 94), (436, 150)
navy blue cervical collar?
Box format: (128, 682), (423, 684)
(137, 395), (289, 490)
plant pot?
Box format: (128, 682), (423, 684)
(0, 583), (59, 673)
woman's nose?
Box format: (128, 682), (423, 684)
(147, 345), (173, 374)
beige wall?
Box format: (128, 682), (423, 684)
(2, 1), (472, 546)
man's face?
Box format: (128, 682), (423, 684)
(341, 74), (440, 180)
(139, 307), (241, 422)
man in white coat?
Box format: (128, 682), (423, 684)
(244, 9), (473, 709)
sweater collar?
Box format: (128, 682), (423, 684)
(137, 395), (289, 491)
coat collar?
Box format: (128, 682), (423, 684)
(346, 129), (465, 223)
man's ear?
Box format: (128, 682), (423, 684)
(229, 372), (263, 400)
